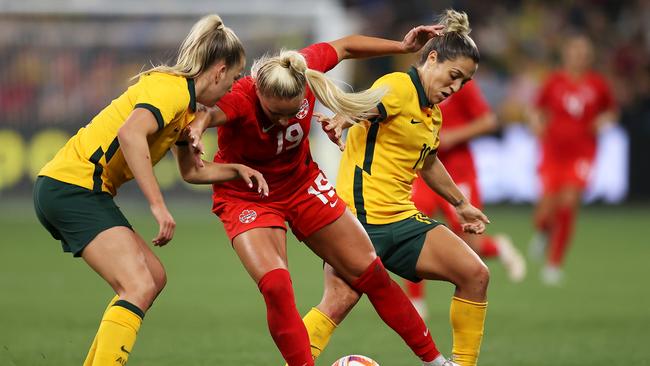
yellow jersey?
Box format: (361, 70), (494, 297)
(337, 67), (442, 224)
(39, 72), (196, 195)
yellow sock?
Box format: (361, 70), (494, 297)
(83, 295), (120, 366)
(91, 300), (144, 366)
(450, 296), (487, 366)
(284, 307), (338, 366)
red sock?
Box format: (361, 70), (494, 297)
(352, 258), (439, 362)
(548, 206), (575, 266)
(405, 280), (425, 300)
(480, 236), (499, 258)
(258, 269), (313, 366)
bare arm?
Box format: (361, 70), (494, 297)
(439, 112), (498, 151)
(117, 108), (175, 246)
(419, 153), (490, 233)
(181, 105), (229, 167)
(172, 144), (268, 196)
(594, 109), (619, 132)
(528, 107), (547, 137)
(328, 25), (444, 61)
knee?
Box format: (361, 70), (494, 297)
(119, 273), (160, 310)
(459, 260), (490, 290)
(258, 269), (294, 303)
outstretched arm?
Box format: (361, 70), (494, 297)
(328, 25), (444, 61)
(172, 143), (269, 197)
(117, 108), (176, 246)
(419, 153), (490, 234)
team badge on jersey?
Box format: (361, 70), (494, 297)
(239, 209), (257, 224)
(296, 99), (310, 119)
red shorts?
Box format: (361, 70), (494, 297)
(212, 170), (346, 242)
(539, 156), (593, 194)
(411, 174), (482, 234)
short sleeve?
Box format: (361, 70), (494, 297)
(430, 105), (442, 151)
(133, 75), (188, 131)
(300, 43), (340, 73)
(459, 80), (491, 119)
(216, 77), (254, 123)
(372, 74), (407, 121)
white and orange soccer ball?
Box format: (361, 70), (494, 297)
(331, 355), (380, 366)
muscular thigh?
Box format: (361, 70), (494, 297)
(304, 209), (376, 283)
(415, 225), (484, 283)
(232, 227), (288, 283)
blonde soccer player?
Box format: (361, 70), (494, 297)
(33, 15), (266, 366)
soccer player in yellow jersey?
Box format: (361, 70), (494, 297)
(33, 15), (267, 366)
(300, 10), (490, 366)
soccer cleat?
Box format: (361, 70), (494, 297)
(541, 264), (563, 286)
(495, 234), (526, 282)
(422, 354), (460, 366)
(528, 231), (548, 262)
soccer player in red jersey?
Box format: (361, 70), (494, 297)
(184, 26), (462, 366)
(529, 34), (617, 285)
(405, 79), (526, 317)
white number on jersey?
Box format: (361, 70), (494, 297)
(276, 124), (304, 155)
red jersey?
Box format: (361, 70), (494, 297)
(437, 79), (490, 178)
(535, 70), (615, 160)
(213, 43), (339, 201)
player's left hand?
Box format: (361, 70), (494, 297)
(234, 164), (269, 197)
(401, 24), (445, 53)
(455, 201), (490, 234)
(314, 112), (346, 151)
(183, 106), (212, 168)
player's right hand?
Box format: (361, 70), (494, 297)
(150, 203), (176, 246)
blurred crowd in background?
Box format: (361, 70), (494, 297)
(0, 0), (648, 198)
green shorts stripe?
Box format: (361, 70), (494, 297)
(362, 212), (443, 282)
(33, 176), (132, 257)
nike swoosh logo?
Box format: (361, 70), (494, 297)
(410, 119), (422, 124)
(262, 124), (274, 133)
(423, 329), (429, 337)
(120, 345), (130, 354)
(329, 199), (339, 208)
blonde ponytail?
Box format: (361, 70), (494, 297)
(305, 69), (387, 121)
(252, 49), (386, 121)
(133, 14), (244, 80)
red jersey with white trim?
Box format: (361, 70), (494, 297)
(437, 80), (490, 179)
(536, 70), (615, 160)
(212, 43), (339, 201)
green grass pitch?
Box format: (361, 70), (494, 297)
(1, 197), (648, 366)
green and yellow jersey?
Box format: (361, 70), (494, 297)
(337, 67), (442, 225)
(39, 72), (196, 195)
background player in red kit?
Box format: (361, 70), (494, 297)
(182, 26), (462, 366)
(529, 34), (617, 285)
(406, 80), (526, 316)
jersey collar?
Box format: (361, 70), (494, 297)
(186, 78), (197, 112)
(407, 67), (430, 108)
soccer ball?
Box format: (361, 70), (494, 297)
(331, 355), (380, 366)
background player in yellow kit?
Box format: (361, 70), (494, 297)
(301, 9), (489, 366)
(33, 14), (266, 366)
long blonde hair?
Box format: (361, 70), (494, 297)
(134, 14), (244, 79)
(418, 9), (479, 65)
(251, 49), (386, 121)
